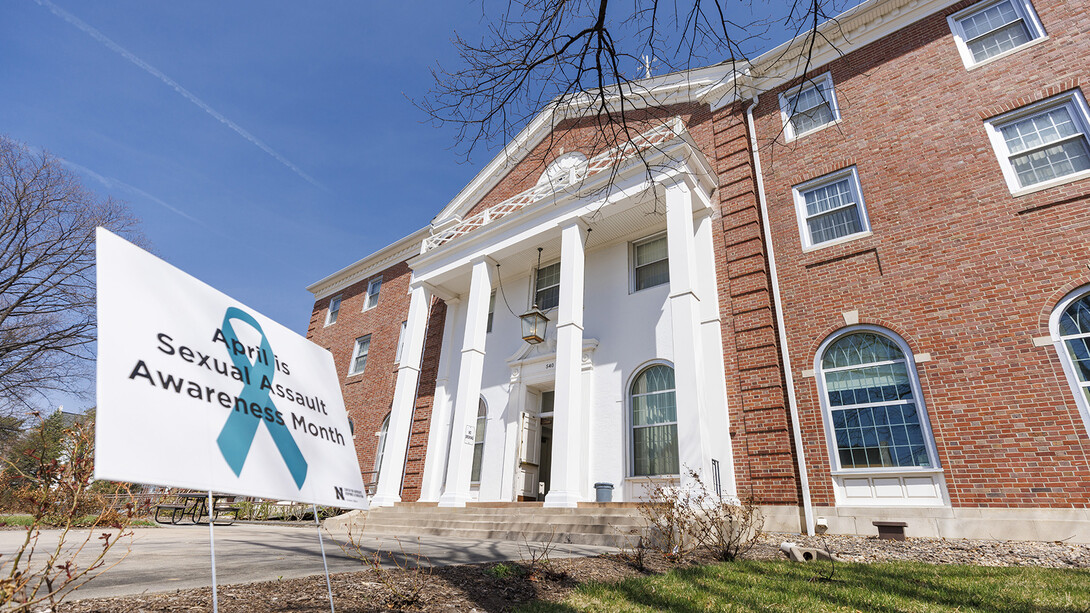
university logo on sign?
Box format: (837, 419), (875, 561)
(95, 228), (367, 509)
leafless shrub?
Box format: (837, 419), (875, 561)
(520, 527), (568, 581)
(0, 415), (134, 611)
(338, 528), (432, 610)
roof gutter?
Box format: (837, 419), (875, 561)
(744, 92), (815, 536)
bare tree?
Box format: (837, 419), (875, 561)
(0, 137), (139, 414)
(422, 0), (848, 163)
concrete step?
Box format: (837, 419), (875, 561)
(327, 503), (648, 547)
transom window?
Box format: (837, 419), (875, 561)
(948, 0), (1045, 68)
(471, 399), (487, 483)
(364, 278), (382, 311)
(534, 262), (560, 310)
(1053, 288), (1090, 433)
(793, 167), (870, 248)
(633, 234), (669, 291)
(325, 295), (342, 326)
(819, 331), (935, 470)
(985, 92), (1090, 192)
(779, 73), (840, 140)
(630, 364), (679, 476)
(349, 335), (371, 375)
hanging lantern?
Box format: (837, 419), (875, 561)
(519, 246), (548, 344)
(519, 307), (549, 344)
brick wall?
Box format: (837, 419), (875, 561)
(748, 0), (1090, 508)
(306, 261), (446, 502)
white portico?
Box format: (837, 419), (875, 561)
(372, 118), (736, 508)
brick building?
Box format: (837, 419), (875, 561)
(307, 0), (1090, 540)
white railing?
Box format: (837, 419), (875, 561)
(423, 117), (684, 252)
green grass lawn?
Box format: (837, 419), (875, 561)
(0, 514), (156, 527)
(521, 560), (1090, 612)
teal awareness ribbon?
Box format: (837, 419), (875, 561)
(216, 307), (308, 488)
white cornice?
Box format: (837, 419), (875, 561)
(305, 227), (430, 299)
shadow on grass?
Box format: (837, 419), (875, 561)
(519, 560), (1090, 612)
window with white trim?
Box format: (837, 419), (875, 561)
(364, 278), (382, 311)
(394, 321), (407, 364)
(486, 290), (496, 333)
(632, 234), (669, 291)
(471, 399), (487, 483)
(534, 262), (560, 311)
(349, 335), (371, 375)
(325, 295), (341, 326)
(948, 0), (1045, 68)
(793, 167), (870, 248)
(985, 92), (1090, 192)
(779, 73), (840, 140)
(630, 364), (679, 477)
(1052, 287), (1090, 434)
(818, 330), (938, 470)
(374, 413), (390, 480)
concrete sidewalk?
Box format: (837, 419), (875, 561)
(0, 523), (611, 601)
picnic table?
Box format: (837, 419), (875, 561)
(154, 492), (239, 525)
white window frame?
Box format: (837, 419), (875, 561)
(792, 166), (871, 250)
(325, 295), (342, 326)
(470, 398), (487, 484)
(374, 413), (390, 479)
(486, 290), (496, 333)
(814, 326), (942, 475)
(1050, 285), (1090, 438)
(363, 277), (382, 311)
(533, 261), (561, 311)
(984, 91), (1090, 195)
(630, 232), (670, 293)
(394, 321), (407, 364)
(627, 361), (680, 478)
(947, 0), (1046, 69)
(348, 334), (371, 376)
(778, 73), (841, 141)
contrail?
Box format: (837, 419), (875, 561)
(35, 0), (325, 190)
(57, 157), (205, 226)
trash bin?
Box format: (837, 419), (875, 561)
(593, 482), (614, 503)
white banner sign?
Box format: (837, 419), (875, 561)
(95, 228), (367, 509)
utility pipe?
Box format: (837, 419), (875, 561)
(744, 93), (815, 536)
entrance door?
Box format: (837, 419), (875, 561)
(517, 389), (555, 501)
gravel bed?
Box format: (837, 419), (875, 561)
(751, 532), (1090, 568)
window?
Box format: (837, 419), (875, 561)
(349, 335), (371, 375)
(486, 291), (496, 333)
(779, 73), (840, 140)
(325, 295), (342, 326)
(633, 234), (669, 291)
(1052, 287), (1090, 433)
(948, 0), (1045, 68)
(818, 330), (937, 470)
(793, 167), (870, 248)
(374, 413), (390, 479)
(534, 262), (560, 310)
(394, 321), (407, 364)
(985, 92), (1090, 192)
(364, 278), (382, 311)
(630, 364), (679, 476)
(471, 399), (487, 483)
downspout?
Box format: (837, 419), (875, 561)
(744, 92), (815, 536)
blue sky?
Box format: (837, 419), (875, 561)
(1, 1), (842, 412)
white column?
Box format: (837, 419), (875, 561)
(665, 180), (714, 487)
(372, 284), (432, 507)
(694, 210), (736, 498)
(544, 221), (587, 508)
(438, 259), (493, 507)
(419, 297), (461, 501)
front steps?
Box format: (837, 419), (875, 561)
(327, 502), (645, 548)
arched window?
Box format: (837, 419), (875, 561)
(1052, 287), (1090, 430)
(819, 330), (936, 470)
(471, 399), (487, 483)
(630, 364), (679, 476)
(374, 414), (390, 480)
